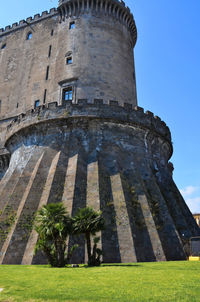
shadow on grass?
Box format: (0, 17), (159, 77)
(101, 264), (142, 267)
(81, 263), (142, 268)
(27, 263), (142, 269)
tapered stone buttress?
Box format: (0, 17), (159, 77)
(0, 101), (199, 264)
(0, 0), (199, 264)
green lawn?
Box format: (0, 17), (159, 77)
(0, 261), (199, 302)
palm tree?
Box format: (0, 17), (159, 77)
(35, 203), (74, 267)
(73, 207), (105, 266)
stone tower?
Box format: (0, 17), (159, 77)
(0, 0), (199, 264)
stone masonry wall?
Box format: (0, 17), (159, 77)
(0, 2), (137, 124)
(0, 102), (199, 264)
(0, 1), (199, 265)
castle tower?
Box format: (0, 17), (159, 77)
(0, 0), (199, 265)
(57, 0), (137, 105)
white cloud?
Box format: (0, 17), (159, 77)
(185, 197), (200, 214)
(180, 186), (199, 197)
(179, 186), (200, 213)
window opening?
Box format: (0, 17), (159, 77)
(46, 66), (49, 80)
(63, 87), (73, 101)
(1, 44), (6, 49)
(48, 45), (52, 58)
(69, 22), (75, 30)
(51, 29), (54, 36)
(26, 32), (32, 40)
(16, 103), (19, 108)
(34, 100), (40, 108)
(66, 57), (72, 65)
(0, 100), (1, 113)
(43, 89), (47, 103)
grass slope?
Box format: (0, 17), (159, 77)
(0, 262), (199, 302)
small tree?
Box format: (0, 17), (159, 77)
(73, 207), (105, 266)
(34, 203), (76, 267)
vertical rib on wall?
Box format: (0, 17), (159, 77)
(0, 113), (199, 264)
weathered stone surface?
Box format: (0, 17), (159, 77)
(0, 104), (198, 264)
(0, 0), (137, 123)
(0, 0), (199, 264)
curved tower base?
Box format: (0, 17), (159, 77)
(0, 101), (199, 264)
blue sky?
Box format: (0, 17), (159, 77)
(0, 0), (200, 213)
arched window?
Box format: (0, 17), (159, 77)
(26, 32), (32, 40)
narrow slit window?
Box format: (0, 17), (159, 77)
(66, 57), (72, 65)
(0, 100), (1, 113)
(48, 45), (52, 58)
(69, 22), (75, 30)
(51, 29), (54, 36)
(26, 32), (32, 40)
(63, 87), (73, 101)
(34, 100), (40, 108)
(43, 89), (47, 103)
(46, 66), (49, 80)
(16, 103), (19, 108)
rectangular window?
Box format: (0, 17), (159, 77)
(48, 45), (52, 58)
(64, 87), (73, 101)
(0, 100), (1, 113)
(34, 100), (40, 108)
(66, 57), (72, 65)
(43, 89), (47, 103)
(46, 66), (49, 80)
(51, 29), (54, 36)
(26, 32), (32, 40)
(69, 22), (75, 30)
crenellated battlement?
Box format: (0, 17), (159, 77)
(58, 0), (137, 45)
(5, 99), (171, 145)
(0, 8), (58, 37)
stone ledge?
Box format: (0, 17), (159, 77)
(5, 100), (172, 146)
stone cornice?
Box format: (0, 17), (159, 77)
(5, 100), (172, 156)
